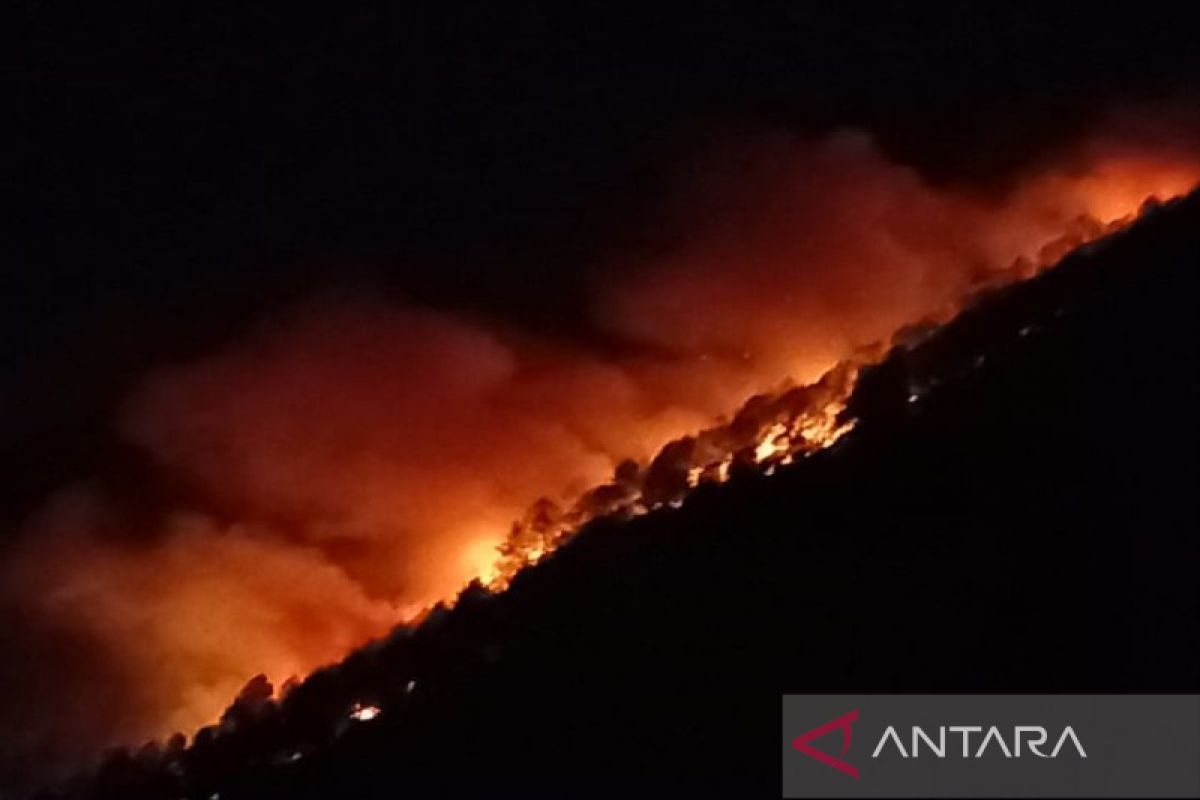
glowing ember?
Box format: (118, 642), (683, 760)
(348, 703), (381, 722)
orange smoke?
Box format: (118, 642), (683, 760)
(4, 114), (1199, 769)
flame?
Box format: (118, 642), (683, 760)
(485, 358), (862, 589)
(469, 149), (1200, 592)
(5, 121), (1200, 767)
(348, 703), (381, 722)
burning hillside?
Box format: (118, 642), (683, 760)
(482, 179), (1178, 590)
(3, 113), (1200, 784)
(54, 183), (1200, 800)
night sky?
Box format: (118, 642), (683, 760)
(11, 3), (1200, 529)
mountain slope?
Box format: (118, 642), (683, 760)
(71, 191), (1200, 800)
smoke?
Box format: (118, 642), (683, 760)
(2, 303), (716, 774)
(600, 124), (1200, 370)
(3, 112), (1199, 783)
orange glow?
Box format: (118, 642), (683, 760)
(5, 120), (1199, 760)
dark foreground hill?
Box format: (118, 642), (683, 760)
(63, 192), (1200, 799)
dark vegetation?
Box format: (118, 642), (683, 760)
(50, 192), (1200, 798)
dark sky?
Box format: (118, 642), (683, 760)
(8, 2), (1200, 525)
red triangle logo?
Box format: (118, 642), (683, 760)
(791, 708), (859, 779)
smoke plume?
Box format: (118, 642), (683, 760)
(3, 111), (1199, 782)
